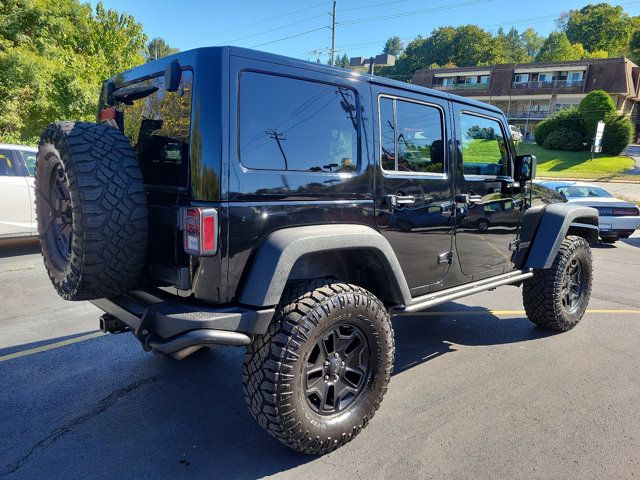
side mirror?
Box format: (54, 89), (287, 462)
(515, 154), (536, 182)
(165, 60), (182, 92)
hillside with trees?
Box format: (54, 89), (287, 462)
(378, 3), (640, 81)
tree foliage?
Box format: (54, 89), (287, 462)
(145, 37), (179, 62)
(383, 36), (403, 57)
(562, 3), (633, 56)
(0, 0), (146, 143)
(535, 108), (585, 149)
(535, 32), (584, 62)
(578, 90), (617, 141)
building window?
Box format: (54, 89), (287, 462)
(514, 73), (529, 84)
(479, 75), (490, 84)
(239, 72), (359, 173)
(379, 96), (445, 174)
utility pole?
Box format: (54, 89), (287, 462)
(330, 0), (336, 66)
(266, 130), (288, 170)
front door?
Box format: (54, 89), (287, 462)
(373, 88), (455, 296)
(0, 149), (32, 237)
(453, 107), (522, 278)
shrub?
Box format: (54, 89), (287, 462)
(543, 127), (585, 151)
(535, 107), (585, 147)
(602, 115), (634, 155)
(578, 90), (616, 142)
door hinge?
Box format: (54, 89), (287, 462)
(438, 251), (453, 264)
(508, 239), (520, 252)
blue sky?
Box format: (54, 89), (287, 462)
(90, 0), (640, 62)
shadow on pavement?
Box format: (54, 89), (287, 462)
(0, 238), (40, 258)
(0, 303), (552, 479)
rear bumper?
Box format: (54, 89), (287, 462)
(90, 288), (275, 351)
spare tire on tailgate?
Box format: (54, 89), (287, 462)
(36, 121), (148, 300)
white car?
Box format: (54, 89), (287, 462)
(539, 180), (640, 243)
(509, 125), (523, 142)
(0, 144), (37, 238)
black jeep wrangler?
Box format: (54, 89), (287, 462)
(35, 47), (599, 455)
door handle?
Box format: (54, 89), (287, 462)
(387, 194), (416, 207)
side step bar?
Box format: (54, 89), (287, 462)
(147, 330), (251, 356)
(392, 269), (534, 314)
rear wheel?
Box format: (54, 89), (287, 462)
(36, 121), (148, 300)
(522, 236), (592, 331)
(477, 219), (489, 232)
(242, 281), (394, 454)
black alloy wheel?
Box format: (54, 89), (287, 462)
(304, 323), (371, 415)
(561, 257), (584, 313)
(42, 162), (74, 268)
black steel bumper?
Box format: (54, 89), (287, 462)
(90, 288), (275, 354)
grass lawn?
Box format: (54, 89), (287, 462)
(516, 143), (635, 180)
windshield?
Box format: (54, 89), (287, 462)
(20, 150), (36, 176)
(556, 185), (613, 198)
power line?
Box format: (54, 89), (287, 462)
(251, 26), (329, 49)
(337, 0), (494, 26)
(184, 1), (328, 42)
(225, 12), (328, 44)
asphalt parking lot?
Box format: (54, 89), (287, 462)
(1, 235), (640, 479)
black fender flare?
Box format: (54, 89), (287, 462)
(238, 224), (412, 307)
(515, 203), (599, 269)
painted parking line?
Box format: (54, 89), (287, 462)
(0, 331), (104, 362)
(416, 309), (640, 316)
(2, 309), (639, 362)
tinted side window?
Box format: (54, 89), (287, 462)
(379, 97), (445, 174)
(0, 149), (17, 176)
(19, 151), (36, 176)
(460, 113), (508, 177)
(117, 70), (193, 187)
(239, 72), (358, 173)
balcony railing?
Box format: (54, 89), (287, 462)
(433, 83), (489, 90)
(511, 79), (585, 89)
(507, 111), (551, 119)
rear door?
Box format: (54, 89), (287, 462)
(452, 106), (523, 278)
(0, 148), (33, 237)
(372, 86), (455, 296)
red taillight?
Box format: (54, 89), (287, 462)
(183, 207), (218, 255)
(612, 207), (640, 216)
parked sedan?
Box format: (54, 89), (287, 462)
(509, 125), (523, 142)
(0, 144), (37, 238)
(538, 180), (640, 243)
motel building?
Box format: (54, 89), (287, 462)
(412, 57), (640, 139)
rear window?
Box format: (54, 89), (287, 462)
(239, 72), (359, 173)
(557, 186), (613, 198)
(115, 70), (193, 187)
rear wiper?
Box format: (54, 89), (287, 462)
(112, 85), (159, 105)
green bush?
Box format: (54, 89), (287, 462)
(535, 107), (585, 147)
(578, 90), (616, 142)
(602, 115), (634, 155)
(543, 127), (585, 151)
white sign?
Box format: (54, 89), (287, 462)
(592, 120), (605, 153)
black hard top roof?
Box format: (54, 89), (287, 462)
(109, 46), (503, 115)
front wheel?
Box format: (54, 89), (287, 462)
(522, 235), (593, 331)
(242, 281), (394, 455)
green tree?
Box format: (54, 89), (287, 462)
(578, 90), (617, 142)
(145, 37), (179, 62)
(493, 27), (530, 63)
(0, 0), (146, 143)
(602, 115), (634, 155)
(521, 28), (545, 59)
(535, 31), (583, 62)
(338, 53), (349, 68)
(562, 3), (632, 56)
(383, 36), (404, 57)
